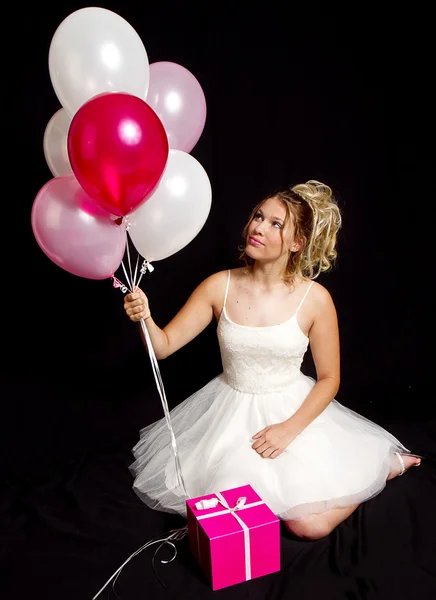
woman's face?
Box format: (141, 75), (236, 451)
(245, 196), (299, 262)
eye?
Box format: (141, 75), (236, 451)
(254, 212), (262, 221)
(273, 221), (282, 229)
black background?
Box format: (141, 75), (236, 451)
(1, 2), (433, 599)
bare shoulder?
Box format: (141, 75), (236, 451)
(199, 268), (242, 304)
(200, 269), (227, 290)
(202, 267), (243, 287)
(308, 280), (337, 315)
(194, 269), (229, 299)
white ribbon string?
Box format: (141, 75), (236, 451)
(125, 236), (134, 292)
(92, 526), (188, 600)
(113, 256), (186, 497)
(195, 494), (265, 581)
(121, 260), (132, 291)
(139, 318), (189, 497)
(133, 254), (139, 288)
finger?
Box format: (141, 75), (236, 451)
(125, 293), (138, 302)
(131, 305), (145, 315)
(269, 449), (282, 459)
(130, 311), (145, 322)
(131, 291), (147, 301)
(125, 307), (142, 318)
(126, 309), (146, 321)
(125, 299), (145, 310)
(261, 447), (275, 458)
(251, 437), (265, 450)
(252, 435), (275, 450)
(253, 441), (269, 455)
(252, 426), (269, 439)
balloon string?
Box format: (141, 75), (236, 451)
(139, 318), (190, 498)
(133, 254), (139, 289)
(121, 261), (133, 292)
(135, 257), (154, 290)
(92, 526), (188, 599)
(135, 270), (145, 290)
(125, 238), (134, 291)
(112, 264), (189, 497)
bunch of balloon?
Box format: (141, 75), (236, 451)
(32, 7), (168, 281)
(34, 6), (212, 286)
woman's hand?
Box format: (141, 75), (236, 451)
(124, 287), (150, 322)
(251, 421), (298, 459)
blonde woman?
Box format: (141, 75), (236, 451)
(124, 180), (420, 540)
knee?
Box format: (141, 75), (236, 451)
(284, 516), (333, 540)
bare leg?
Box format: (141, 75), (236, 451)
(285, 453), (421, 540)
(285, 503), (360, 540)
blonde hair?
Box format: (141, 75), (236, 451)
(239, 180), (342, 285)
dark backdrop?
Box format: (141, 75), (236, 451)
(2, 1), (426, 476)
(1, 3), (433, 600)
(0, 1), (430, 540)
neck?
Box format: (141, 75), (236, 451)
(249, 259), (290, 288)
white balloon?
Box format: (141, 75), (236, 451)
(49, 7), (149, 116)
(128, 150), (212, 262)
(43, 108), (73, 177)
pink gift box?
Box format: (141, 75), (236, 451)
(186, 484), (280, 590)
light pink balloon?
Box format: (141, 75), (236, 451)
(31, 175), (127, 280)
(146, 61), (206, 153)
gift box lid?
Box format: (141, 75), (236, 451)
(187, 484), (279, 539)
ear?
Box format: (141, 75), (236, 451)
(291, 237), (304, 252)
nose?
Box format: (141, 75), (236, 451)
(253, 221), (266, 235)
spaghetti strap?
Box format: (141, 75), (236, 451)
(223, 270), (231, 308)
(295, 281), (314, 315)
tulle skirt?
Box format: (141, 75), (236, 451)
(129, 373), (409, 520)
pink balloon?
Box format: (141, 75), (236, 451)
(31, 175), (127, 280)
(68, 92), (169, 217)
(146, 62), (206, 153)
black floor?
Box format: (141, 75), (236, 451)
(2, 408), (436, 600)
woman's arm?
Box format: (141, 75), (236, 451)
(286, 285), (340, 433)
(124, 271), (227, 360)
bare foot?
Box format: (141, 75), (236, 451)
(387, 454), (421, 480)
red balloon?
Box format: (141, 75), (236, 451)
(68, 92), (169, 217)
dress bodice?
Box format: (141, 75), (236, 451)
(217, 307), (310, 394)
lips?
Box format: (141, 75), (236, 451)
(248, 236), (264, 247)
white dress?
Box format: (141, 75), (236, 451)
(130, 271), (410, 520)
